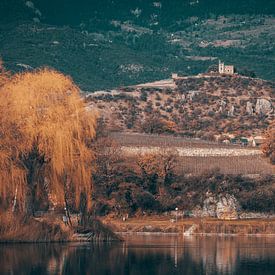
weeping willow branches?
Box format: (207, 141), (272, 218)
(0, 68), (97, 214)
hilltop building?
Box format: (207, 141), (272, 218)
(171, 73), (178, 80)
(218, 60), (234, 75)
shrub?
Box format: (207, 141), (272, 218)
(141, 115), (178, 134)
(140, 91), (148, 101)
(134, 191), (159, 211)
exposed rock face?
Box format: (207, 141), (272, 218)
(255, 98), (273, 115)
(187, 91), (200, 101)
(216, 194), (240, 220)
(200, 192), (240, 220)
(202, 192), (217, 217)
(228, 105), (235, 116)
(218, 99), (227, 112)
(246, 101), (254, 115)
(189, 206), (203, 218)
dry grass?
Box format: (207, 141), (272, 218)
(126, 153), (274, 175)
(0, 212), (121, 243)
(110, 133), (274, 175)
(111, 132), (248, 149)
(0, 212), (72, 242)
(124, 150), (273, 174)
(178, 155), (274, 175)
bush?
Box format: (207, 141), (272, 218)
(141, 115), (178, 134)
(0, 212), (71, 242)
(237, 68), (256, 78)
(140, 91), (148, 101)
(94, 201), (111, 216)
(134, 191), (159, 211)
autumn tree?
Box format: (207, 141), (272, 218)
(136, 149), (178, 195)
(93, 137), (122, 197)
(141, 114), (178, 134)
(0, 69), (97, 216)
(262, 123), (275, 164)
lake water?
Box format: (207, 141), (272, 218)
(1, 234), (275, 275)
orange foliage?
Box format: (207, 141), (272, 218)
(160, 118), (178, 133)
(141, 114), (178, 134)
(137, 149), (177, 180)
(0, 68), (97, 213)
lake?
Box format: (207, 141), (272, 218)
(1, 234), (275, 274)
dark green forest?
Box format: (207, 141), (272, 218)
(0, 0), (274, 90)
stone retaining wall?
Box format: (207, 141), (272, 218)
(121, 146), (261, 157)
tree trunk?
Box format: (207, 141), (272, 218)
(25, 186), (35, 216)
(64, 197), (72, 227)
(12, 185), (18, 212)
(23, 146), (45, 217)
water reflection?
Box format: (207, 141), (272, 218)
(1, 235), (275, 274)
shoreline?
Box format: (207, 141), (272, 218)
(2, 216), (275, 243)
(2, 231), (275, 244)
(117, 231), (275, 237)
(101, 216), (275, 236)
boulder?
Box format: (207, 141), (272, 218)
(194, 192), (240, 220)
(255, 98), (273, 115)
(218, 100), (227, 112)
(187, 91), (200, 101)
(202, 192), (217, 217)
(246, 101), (254, 115)
(228, 105), (235, 116)
(183, 224), (198, 236)
(189, 205), (203, 218)
(216, 194), (240, 220)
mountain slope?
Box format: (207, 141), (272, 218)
(0, 1), (274, 90)
(86, 74), (274, 138)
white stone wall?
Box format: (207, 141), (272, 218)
(121, 146), (261, 157)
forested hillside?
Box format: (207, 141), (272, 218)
(0, 0), (274, 90)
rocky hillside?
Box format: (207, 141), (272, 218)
(86, 74), (274, 138)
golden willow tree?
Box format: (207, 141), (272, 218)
(0, 68), (97, 216)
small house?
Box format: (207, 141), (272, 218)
(251, 136), (265, 147)
(171, 73), (178, 79)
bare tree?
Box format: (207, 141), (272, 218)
(93, 137), (123, 198)
(262, 122), (275, 164)
(136, 148), (178, 194)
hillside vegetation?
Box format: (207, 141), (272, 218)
(0, 1), (274, 90)
(86, 74), (274, 138)
(92, 135), (275, 217)
(109, 132), (274, 175)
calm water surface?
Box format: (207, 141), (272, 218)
(1, 234), (275, 275)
